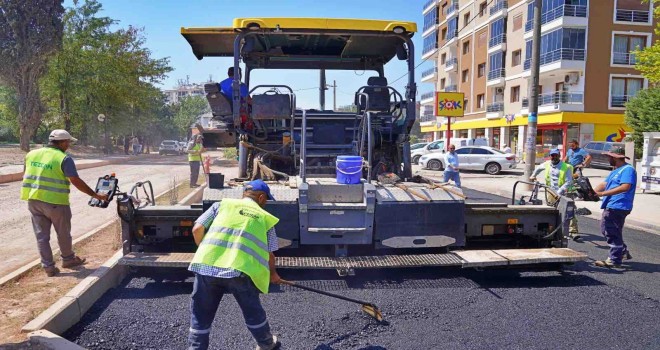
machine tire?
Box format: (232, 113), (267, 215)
(485, 162), (501, 175)
(427, 159), (443, 171)
(412, 155), (421, 164)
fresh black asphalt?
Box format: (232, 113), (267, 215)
(65, 188), (660, 349)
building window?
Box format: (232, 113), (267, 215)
(423, 30), (439, 55)
(489, 18), (506, 48)
(477, 94), (485, 109)
(478, 32), (487, 47)
(464, 12), (471, 27)
(440, 78), (446, 89)
(463, 41), (470, 55)
(462, 69), (469, 83)
(441, 27), (447, 41)
(479, 1), (487, 17)
(441, 53), (447, 64)
(447, 18), (458, 40)
(615, 0), (652, 24)
(526, 0), (588, 31)
(610, 77), (644, 108)
(524, 28), (586, 69)
(477, 63), (486, 77)
(488, 51), (505, 80)
(464, 99), (469, 111)
(513, 13), (523, 31)
(613, 35), (647, 65)
(511, 86), (520, 102)
(512, 50), (522, 66)
(423, 7), (439, 31)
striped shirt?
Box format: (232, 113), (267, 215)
(188, 199), (278, 278)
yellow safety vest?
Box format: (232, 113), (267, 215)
(190, 198), (279, 293)
(188, 143), (202, 162)
(545, 161), (572, 187)
(20, 147), (71, 205)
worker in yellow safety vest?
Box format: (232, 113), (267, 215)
(530, 148), (580, 240)
(188, 179), (282, 350)
(20, 130), (108, 277)
(187, 134), (206, 188)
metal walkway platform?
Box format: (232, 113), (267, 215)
(119, 248), (587, 269)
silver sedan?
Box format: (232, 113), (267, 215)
(418, 146), (517, 175)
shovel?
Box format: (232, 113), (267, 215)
(415, 175), (468, 199)
(378, 173), (431, 202)
(280, 280), (384, 322)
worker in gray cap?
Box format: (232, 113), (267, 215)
(530, 148), (579, 240)
(20, 130), (108, 277)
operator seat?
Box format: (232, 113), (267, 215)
(204, 83), (233, 122)
(359, 76), (390, 113)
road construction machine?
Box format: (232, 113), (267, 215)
(116, 18), (586, 272)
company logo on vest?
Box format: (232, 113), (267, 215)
(239, 208), (260, 219)
(30, 161), (54, 170)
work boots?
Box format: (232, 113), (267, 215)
(62, 256), (86, 269)
(256, 335), (281, 350)
(44, 266), (60, 277)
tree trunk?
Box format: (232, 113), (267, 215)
(60, 90), (71, 131)
(17, 69), (45, 152)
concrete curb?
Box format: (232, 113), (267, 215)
(28, 330), (86, 350)
(22, 250), (127, 336)
(179, 183), (207, 205)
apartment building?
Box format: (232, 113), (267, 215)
(419, 0), (655, 159)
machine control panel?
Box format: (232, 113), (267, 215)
(89, 174), (118, 208)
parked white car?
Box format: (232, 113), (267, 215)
(411, 138), (488, 164)
(159, 140), (182, 155)
(418, 146), (517, 175)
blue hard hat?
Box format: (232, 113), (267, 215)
(244, 179), (274, 200)
(549, 149), (560, 155)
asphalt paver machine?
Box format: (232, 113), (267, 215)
(118, 18), (586, 273)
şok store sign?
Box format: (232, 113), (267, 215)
(436, 92), (465, 117)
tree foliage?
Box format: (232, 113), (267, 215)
(625, 88), (660, 156)
(172, 96), (209, 138)
(0, 0), (65, 150)
(636, 0), (660, 84)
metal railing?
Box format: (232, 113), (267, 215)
(488, 34), (507, 48)
(612, 52), (638, 65)
(611, 95), (633, 108)
(421, 91), (435, 101)
(445, 85), (458, 92)
(446, 29), (458, 41)
(490, 0), (508, 16)
(446, 1), (459, 15)
(487, 102), (504, 112)
(615, 9), (650, 23)
(487, 68), (505, 81)
(445, 57), (457, 68)
(523, 48), (586, 69)
(422, 67), (438, 79)
(420, 114), (436, 123)
(521, 91), (584, 108)
(423, 42), (439, 56)
(423, 11), (439, 31)
(525, 4), (588, 32)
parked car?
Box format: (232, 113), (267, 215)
(159, 140), (182, 155)
(410, 142), (429, 151)
(179, 141), (188, 154)
(418, 146), (517, 175)
(583, 141), (624, 168)
(411, 138), (488, 164)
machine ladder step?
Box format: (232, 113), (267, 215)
(307, 227), (367, 233)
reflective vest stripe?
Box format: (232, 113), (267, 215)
(22, 174), (70, 185)
(199, 238), (269, 267)
(207, 226), (269, 252)
(21, 183), (71, 194)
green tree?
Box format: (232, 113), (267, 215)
(0, 84), (19, 142)
(636, 0), (660, 83)
(625, 88), (660, 156)
(0, 0), (65, 150)
(173, 96), (209, 138)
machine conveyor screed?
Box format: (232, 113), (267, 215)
(88, 173), (118, 208)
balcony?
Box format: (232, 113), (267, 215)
(524, 48), (586, 70)
(420, 113), (437, 124)
(521, 91), (584, 113)
(446, 1), (459, 17)
(444, 57), (457, 71)
(422, 41), (439, 60)
(615, 9), (651, 24)
(525, 4), (588, 33)
(444, 85), (458, 92)
(421, 91), (435, 104)
(612, 52), (638, 66)
(423, 0), (437, 14)
(488, 34), (507, 53)
(421, 67), (438, 82)
(611, 95), (633, 108)
(486, 101), (505, 119)
(445, 29), (458, 42)
(423, 17), (439, 32)
(487, 68), (506, 86)
(489, 1), (508, 19)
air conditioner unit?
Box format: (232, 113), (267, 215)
(495, 87), (504, 94)
(564, 72), (580, 85)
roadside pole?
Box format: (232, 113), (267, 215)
(523, 0), (542, 189)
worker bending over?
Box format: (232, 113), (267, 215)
(188, 180), (282, 350)
(21, 130), (108, 277)
(530, 148), (580, 240)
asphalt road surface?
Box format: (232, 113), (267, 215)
(0, 155), (192, 278)
(65, 188), (660, 349)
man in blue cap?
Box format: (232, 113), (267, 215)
(530, 148), (579, 240)
(188, 179), (282, 350)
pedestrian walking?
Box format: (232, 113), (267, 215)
(20, 130), (108, 277)
(443, 144), (461, 188)
(564, 139), (591, 173)
(530, 149), (580, 240)
(593, 147), (636, 268)
(188, 180), (282, 350)
(187, 135), (206, 188)
(131, 136), (139, 155)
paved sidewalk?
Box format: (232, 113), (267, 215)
(414, 166), (660, 234)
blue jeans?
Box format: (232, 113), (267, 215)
(443, 170), (461, 188)
(601, 209), (630, 264)
(189, 273), (275, 350)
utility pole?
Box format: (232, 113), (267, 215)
(319, 69), (326, 110)
(524, 0), (542, 188)
(326, 80), (337, 111)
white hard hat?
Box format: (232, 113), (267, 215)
(49, 129), (78, 142)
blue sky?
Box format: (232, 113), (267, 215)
(66, 0), (430, 109)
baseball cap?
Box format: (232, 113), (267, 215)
(244, 179), (274, 200)
(604, 146), (630, 160)
(49, 129), (77, 142)
(549, 149), (560, 156)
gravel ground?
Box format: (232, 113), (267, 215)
(64, 188), (660, 350)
